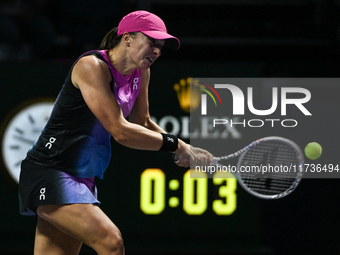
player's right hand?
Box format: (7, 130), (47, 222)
(173, 140), (212, 168)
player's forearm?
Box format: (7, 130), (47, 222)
(144, 118), (166, 133)
(111, 121), (164, 151)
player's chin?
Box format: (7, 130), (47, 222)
(138, 63), (152, 70)
(144, 58), (156, 67)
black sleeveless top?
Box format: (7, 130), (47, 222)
(25, 51), (113, 178)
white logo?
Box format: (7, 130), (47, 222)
(133, 78), (139, 90)
(39, 187), (46, 200)
(201, 85), (312, 116)
(167, 137), (174, 143)
(45, 137), (56, 149)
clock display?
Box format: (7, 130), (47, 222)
(104, 147), (261, 254)
(140, 168), (237, 215)
(1, 101), (54, 183)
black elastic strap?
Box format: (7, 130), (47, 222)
(159, 133), (178, 152)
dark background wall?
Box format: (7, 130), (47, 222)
(0, 1), (340, 254)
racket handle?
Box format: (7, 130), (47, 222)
(172, 154), (179, 163)
(211, 157), (220, 165)
(174, 155), (219, 164)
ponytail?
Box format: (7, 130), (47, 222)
(98, 28), (122, 50)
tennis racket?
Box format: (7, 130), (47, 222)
(174, 136), (304, 199)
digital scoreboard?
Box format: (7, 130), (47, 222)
(99, 144), (262, 254)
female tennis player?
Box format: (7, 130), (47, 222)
(19, 10), (212, 255)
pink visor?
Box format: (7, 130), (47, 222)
(117, 10), (180, 50)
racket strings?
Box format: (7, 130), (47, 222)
(238, 140), (302, 197)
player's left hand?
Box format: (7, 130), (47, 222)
(190, 146), (213, 167)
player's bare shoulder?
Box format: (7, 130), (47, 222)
(72, 55), (111, 89)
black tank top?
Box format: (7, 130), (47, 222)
(25, 51), (113, 178)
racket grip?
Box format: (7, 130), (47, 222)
(211, 157), (220, 165)
(172, 154), (179, 163)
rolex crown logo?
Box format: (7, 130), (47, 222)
(174, 77), (202, 113)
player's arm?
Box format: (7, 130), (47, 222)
(71, 56), (193, 167)
(128, 68), (165, 133)
(72, 56), (165, 151)
(127, 68), (192, 164)
(128, 69), (212, 165)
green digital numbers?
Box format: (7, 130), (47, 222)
(140, 168), (165, 214)
(140, 169), (237, 215)
(212, 172), (237, 215)
(183, 170), (207, 215)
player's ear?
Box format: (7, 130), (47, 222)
(123, 32), (131, 47)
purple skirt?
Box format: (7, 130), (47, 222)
(19, 160), (100, 216)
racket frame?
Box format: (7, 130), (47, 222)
(212, 136), (304, 199)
